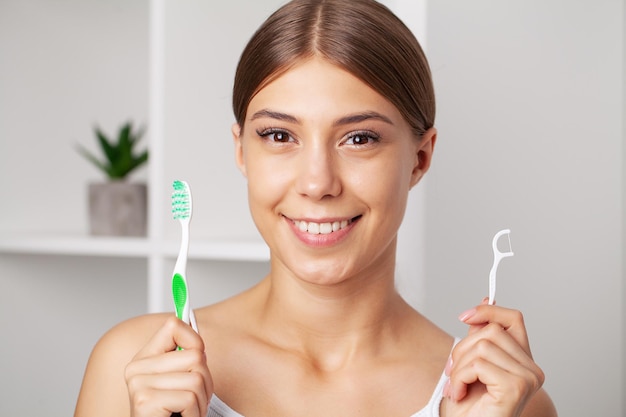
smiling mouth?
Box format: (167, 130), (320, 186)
(291, 216), (361, 235)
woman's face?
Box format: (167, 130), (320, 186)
(233, 57), (436, 286)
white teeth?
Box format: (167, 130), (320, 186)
(294, 219), (351, 235)
(308, 222), (320, 234)
(319, 222), (332, 234)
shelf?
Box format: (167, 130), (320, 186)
(0, 233), (269, 262)
(162, 239), (270, 261)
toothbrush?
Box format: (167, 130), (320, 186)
(171, 180), (198, 334)
(488, 229), (514, 305)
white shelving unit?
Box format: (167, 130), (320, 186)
(0, 0), (272, 314)
(0, 233), (268, 312)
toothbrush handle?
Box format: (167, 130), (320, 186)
(173, 221), (191, 325)
(190, 309), (198, 333)
(173, 222), (189, 276)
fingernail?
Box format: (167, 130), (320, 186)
(458, 308), (477, 322)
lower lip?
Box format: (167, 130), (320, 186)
(286, 217), (356, 248)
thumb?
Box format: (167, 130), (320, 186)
(462, 297), (490, 336)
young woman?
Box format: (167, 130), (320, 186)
(74, 1), (557, 416)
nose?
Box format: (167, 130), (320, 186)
(294, 142), (341, 200)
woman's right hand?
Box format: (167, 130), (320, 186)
(124, 316), (213, 417)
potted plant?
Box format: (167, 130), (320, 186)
(76, 121), (149, 237)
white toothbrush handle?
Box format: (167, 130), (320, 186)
(177, 230), (198, 333)
(173, 220), (189, 277)
(190, 309), (198, 333)
(173, 220), (190, 324)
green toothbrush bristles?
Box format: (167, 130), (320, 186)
(172, 273), (187, 320)
(172, 180), (191, 220)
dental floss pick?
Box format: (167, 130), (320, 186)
(488, 229), (514, 305)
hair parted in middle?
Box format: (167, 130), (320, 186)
(232, 0), (435, 139)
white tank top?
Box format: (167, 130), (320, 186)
(206, 338), (460, 417)
(206, 369), (448, 417)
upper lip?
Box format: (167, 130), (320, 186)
(284, 214), (361, 223)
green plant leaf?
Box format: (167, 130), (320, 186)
(75, 143), (109, 176)
(78, 121), (149, 180)
(118, 122), (132, 152)
(95, 126), (119, 167)
(127, 149), (149, 174)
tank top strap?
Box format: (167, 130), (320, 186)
(410, 336), (461, 417)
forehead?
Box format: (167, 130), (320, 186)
(246, 57), (404, 125)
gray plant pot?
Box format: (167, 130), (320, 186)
(88, 182), (147, 237)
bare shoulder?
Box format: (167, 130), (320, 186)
(409, 309), (456, 360)
(74, 313), (172, 417)
(89, 312), (172, 363)
(521, 388), (558, 417)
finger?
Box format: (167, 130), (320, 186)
(462, 298), (491, 337)
(127, 371), (210, 416)
(131, 387), (202, 417)
(134, 316), (205, 359)
(450, 326), (542, 383)
(458, 304), (531, 355)
(463, 298), (489, 336)
(448, 354), (543, 405)
(128, 348), (208, 377)
(448, 356), (514, 403)
(125, 349), (213, 408)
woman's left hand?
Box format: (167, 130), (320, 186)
(442, 300), (545, 417)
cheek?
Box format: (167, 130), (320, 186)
(371, 178), (409, 217)
(244, 156), (290, 209)
(359, 156), (412, 206)
(371, 161), (413, 232)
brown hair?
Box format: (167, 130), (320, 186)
(232, 0), (435, 138)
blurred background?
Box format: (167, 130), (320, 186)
(0, 0), (623, 416)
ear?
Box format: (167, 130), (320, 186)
(232, 123), (247, 178)
(410, 127), (437, 188)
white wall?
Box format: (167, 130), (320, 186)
(0, 1), (151, 414)
(623, 0), (626, 409)
(386, 0), (430, 312)
(0, 0), (150, 234)
(0, 254), (148, 413)
(622, 0), (626, 410)
(423, 1), (624, 416)
(158, 0), (285, 243)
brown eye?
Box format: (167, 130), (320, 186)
(270, 131), (290, 142)
(350, 134), (369, 145)
(344, 131), (379, 146)
(256, 128), (294, 143)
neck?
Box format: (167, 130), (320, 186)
(256, 259), (413, 372)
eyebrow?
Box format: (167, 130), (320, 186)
(250, 109), (299, 123)
(249, 109), (394, 126)
(333, 111), (394, 126)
